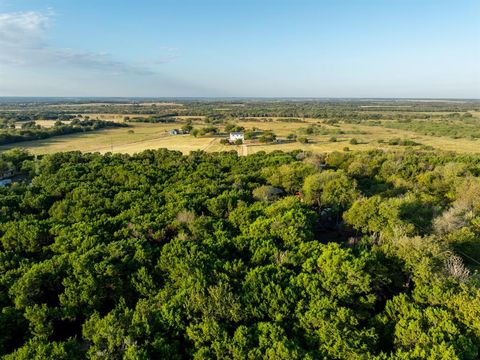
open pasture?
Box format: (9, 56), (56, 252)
(1, 114), (479, 155)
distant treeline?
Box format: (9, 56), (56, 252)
(2, 100), (478, 118)
(124, 114), (178, 123)
(0, 112), (77, 122)
(0, 120), (128, 146)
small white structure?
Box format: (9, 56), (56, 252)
(169, 129), (180, 135)
(229, 132), (244, 142)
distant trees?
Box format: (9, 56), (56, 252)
(244, 131), (255, 140)
(384, 118), (480, 139)
(258, 131), (276, 143)
(224, 123), (245, 133)
(0, 120), (128, 146)
(181, 123), (193, 133)
(199, 126), (219, 135)
(20, 121), (41, 130)
(124, 114), (177, 123)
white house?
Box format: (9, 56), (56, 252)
(229, 132), (244, 142)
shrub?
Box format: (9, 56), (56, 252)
(258, 131), (277, 143)
(244, 131), (255, 140)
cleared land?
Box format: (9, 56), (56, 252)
(1, 115), (479, 155)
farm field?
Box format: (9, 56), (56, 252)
(1, 115), (479, 155)
(0, 122), (215, 154)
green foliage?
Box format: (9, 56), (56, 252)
(199, 126), (219, 135)
(0, 148), (479, 359)
(303, 170), (359, 211)
(387, 137), (420, 146)
(258, 131), (277, 143)
(264, 162), (315, 193)
(0, 120), (128, 145)
(252, 185), (283, 203)
(344, 193), (435, 238)
(244, 130), (255, 140)
(182, 123), (193, 133)
(384, 118), (480, 139)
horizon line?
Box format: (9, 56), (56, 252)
(0, 96), (479, 101)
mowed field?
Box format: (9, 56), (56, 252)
(1, 115), (479, 155)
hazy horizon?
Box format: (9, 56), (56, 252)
(1, 96), (479, 101)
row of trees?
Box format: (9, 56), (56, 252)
(0, 120), (128, 146)
(0, 112), (76, 123)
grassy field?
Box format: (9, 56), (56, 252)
(1, 116), (479, 155)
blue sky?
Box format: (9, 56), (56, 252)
(0, 0), (479, 97)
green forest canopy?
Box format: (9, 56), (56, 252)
(0, 148), (479, 359)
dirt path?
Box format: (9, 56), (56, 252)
(202, 138), (217, 152)
(242, 144), (248, 156)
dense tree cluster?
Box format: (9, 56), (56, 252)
(0, 148), (479, 359)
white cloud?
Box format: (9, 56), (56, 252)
(0, 10), (153, 74)
(0, 11), (49, 43)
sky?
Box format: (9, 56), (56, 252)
(0, 0), (479, 98)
